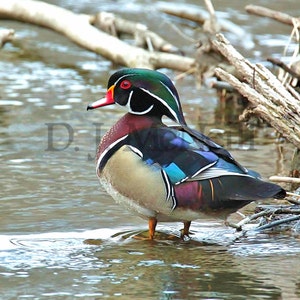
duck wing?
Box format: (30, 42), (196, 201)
(125, 125), (252, 185)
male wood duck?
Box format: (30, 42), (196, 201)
(87, 68), (286, 240)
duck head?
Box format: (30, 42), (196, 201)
(87, 68), (186, 125)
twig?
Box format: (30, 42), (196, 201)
(286, 191), (300, 198)
(255, 215), (300, 231)
(207, 77), (236, 92)
(286, 84), (300, 101)
(174, 67), (197, 80)
(271, 207), (300, 214)
(287, 198), (300, 205)
(203, 0), (220, 34)
(269, 176), (300, 184)
(245, 5), (299, 27)
(229, 204), (300, 231)
(280, 19), (300, 86)
(286, 192), (300, 205)
(267, 57), (300, 80)
(158, 3), (207, 25)
(234, 208), (274, 230)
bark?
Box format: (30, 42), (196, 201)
(213, 34), (300, 149)
(0, 0), (194, 71)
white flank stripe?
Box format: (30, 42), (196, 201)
(127, 145), (143, 157)
(96, 135), (128, 172)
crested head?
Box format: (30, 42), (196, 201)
(88, 68), (186, 125)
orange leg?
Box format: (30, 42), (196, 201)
(148, 217), (157, 240)
(181, 221), (191, 239)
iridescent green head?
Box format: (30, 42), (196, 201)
(88, 68), (186, 125)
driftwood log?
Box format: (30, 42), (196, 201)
(0, 0), (194, 71)
(213, 34), (300, 149)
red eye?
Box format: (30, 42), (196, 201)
(120, 80), (131, 89)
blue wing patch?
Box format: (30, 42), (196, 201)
(163, 162), (187, 183)
(127, 127), (219, 184)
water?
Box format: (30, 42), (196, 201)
(1, 227), (300, 299)
(1, 0), (300, 298)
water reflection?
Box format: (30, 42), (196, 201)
(0, 226), (297, 298)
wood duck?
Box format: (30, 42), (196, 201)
(87, 68), (286, 240)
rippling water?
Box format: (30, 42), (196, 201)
(1, 0), (300, 298)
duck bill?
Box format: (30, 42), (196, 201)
(87, 85), (115, 110)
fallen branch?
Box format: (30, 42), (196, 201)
(158, 3), (207, 25)
(269, 176), (300, 184)
(206, 77), (236, 92)
(286, 192), (300, 205)
(255, 215), (300, 231)
(257, 206), (300, 215)
(232, 208), (274, 230)
(0, 0), (194, 70)
(213, 33), (300, 149)
(91, 12), (182, 54)
(245, 5), (300, 27)
(0, 28), (14, 47)
(230, 204), (300, 232)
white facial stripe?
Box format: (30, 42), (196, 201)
(160, 81), (180, 108)
(127, 90), (134, 107)
(113, 73), (131, 85)
(140, 87), (179, 123)
(130, 104), (154, 115)
(127, 90), (154, 115)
